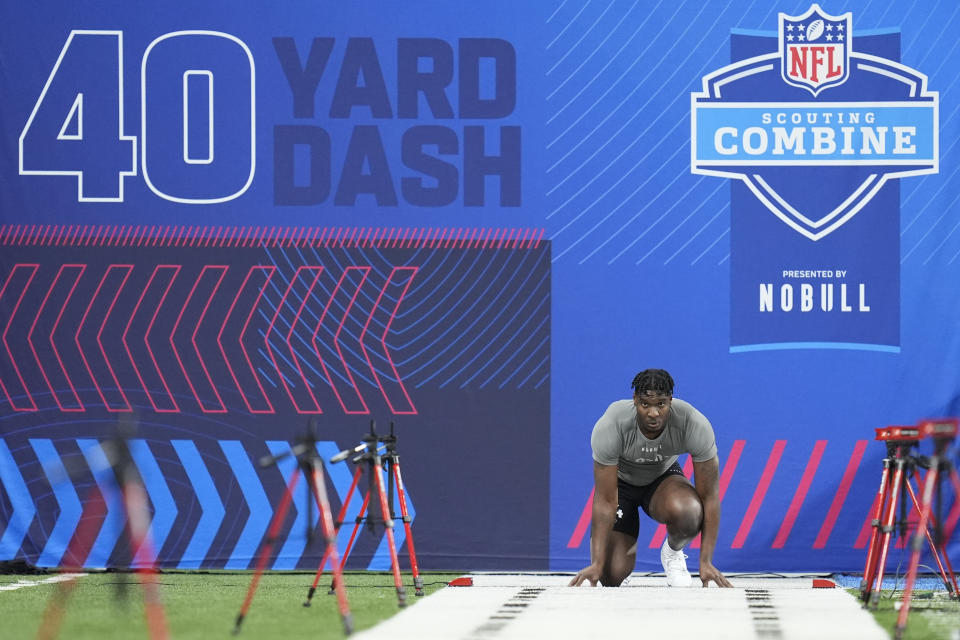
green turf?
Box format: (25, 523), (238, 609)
(0, 571), (460, 639)
(854, 589), (960, 640)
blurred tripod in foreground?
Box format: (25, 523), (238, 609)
(860, 418), (959, 640)
(36, 415), (169, 640)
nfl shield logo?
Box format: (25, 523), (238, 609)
(779, 4), (851, 95)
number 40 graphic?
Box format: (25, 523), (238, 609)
(19, 30), (256, 204)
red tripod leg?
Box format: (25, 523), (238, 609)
(304, 465), (362, 606)
(918, 465), (960, 599)
(391, 460), (423, 596)
(870, 452), (906, 608)
(944, 467), (960, 545)
(860, 456), (892, 603)
(939, 544), (960, 599)
(905, 476), (955, 593)
(372, 456), (406, 607)
(307, 460), (353, 635)
(233, 470), (299, 634)
(36, 486), (109, 640)
(938, 530), (959, 599)
(327, 491), (370, 595)
(124, 476), (169, 640)
(895, 458), (941, 640)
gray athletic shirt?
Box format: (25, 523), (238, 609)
(591, 398), (717, 486)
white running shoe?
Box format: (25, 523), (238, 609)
(661, 539), (693, 587)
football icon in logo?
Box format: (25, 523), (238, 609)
(806, 19), (824, 41)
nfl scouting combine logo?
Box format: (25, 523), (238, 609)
(690, 5), (938, 351)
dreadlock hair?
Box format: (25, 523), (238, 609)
(631, 369), (674, 397)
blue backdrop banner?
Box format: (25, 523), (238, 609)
(1, 1), (957, 574)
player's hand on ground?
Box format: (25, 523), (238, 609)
(699, 561), (733, 588)
(568, 564), (602, 587)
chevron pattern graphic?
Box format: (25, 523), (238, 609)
(0, 436), (414, 570)
(0, 225), (550, 416)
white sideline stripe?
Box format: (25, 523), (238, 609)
(355, 574), (888, 639)
(0, 573), (87, 591)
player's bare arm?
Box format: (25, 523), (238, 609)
(568, 462), (618, 587)
(692, 455), (732, 588)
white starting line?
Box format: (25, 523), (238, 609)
(355, 574), (888, 640)
(0, 573), (87, 592)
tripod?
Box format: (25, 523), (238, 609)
(303, 421), (423, 610)
(859, 419), (960, 640)
(233, 425), (353, 635)
(36, 419), (169, 640)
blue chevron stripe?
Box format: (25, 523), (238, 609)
(266, 441), (315, 570)
(128, 440), (177, 567)
(367, 465), (416, 571)
(76, 439), (125, 568)
(0, 439), (36, 560)
(315, 441), (364, 564)
(29, 439), (81, 567)
(220, 440), (271, 569)
(171, 440), (225, 569)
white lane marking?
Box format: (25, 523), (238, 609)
(355, 574), (889, 640)
(0, 573), (87, 591)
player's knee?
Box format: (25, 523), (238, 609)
(600, 555), (633, 587)
(666, 495), (703, 536)
(600, 568), (627, 587)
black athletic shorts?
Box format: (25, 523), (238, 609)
(612, 461), (688, 540)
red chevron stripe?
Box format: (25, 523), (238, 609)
(772, 440), (828, 548)
(170, 265), (228, 412)
(567, 488), (594, 549)
(855, 492), (882, 549)
(75, 265), (133, 411)
(123, 265), (180, 413)
(813, 440), (868, 548)
(265, 266), (325, 414)
(360, 266), (418, 415)
(0, 264), (40, 410)
(218, 266), (276, 413)
(29, 265), (85, 411)
(690, 439), (745, 549)
(313, 266), (371, 414)
(732, 440), (787, 549)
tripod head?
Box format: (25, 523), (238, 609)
(258, 418), (324, 469)
(877, 420), (958, 468)
(47, 411), (141, 488)
(883, 440), (920, 464)
(256, 419), (329, 545)
(877, 420), (958, 445)
(877, 426), (926, 471)
(379, 422), (398, 456)
(330, 420), (392, 465)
